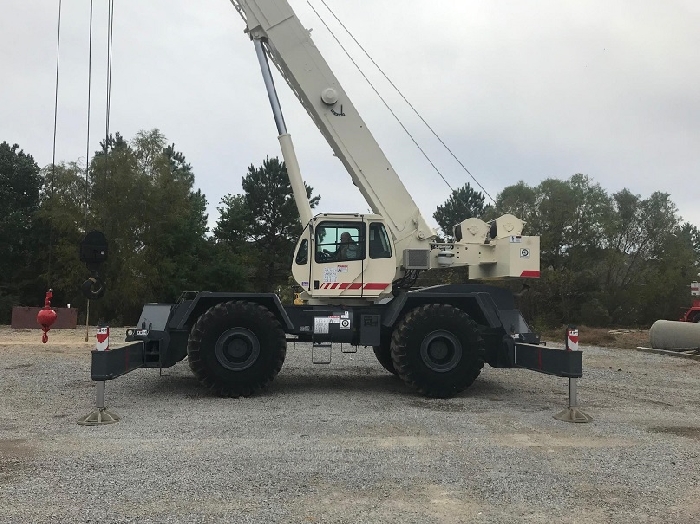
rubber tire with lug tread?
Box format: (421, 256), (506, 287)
(391, 303), (483, 398)
(187, 300), (286, 397)
(372, 326), (397, 375)
(372, 343), (398, 376)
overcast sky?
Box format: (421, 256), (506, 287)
(3, 0), (699, 233)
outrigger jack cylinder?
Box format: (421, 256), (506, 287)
(554, 326), (592, 423)
(78, 326), (121, 426)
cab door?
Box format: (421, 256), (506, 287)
(310, 219), (366, 297)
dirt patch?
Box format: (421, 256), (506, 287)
(0, 326), (127, 356)
(0, 438), (34, 484)
(649, 426), (700, 441)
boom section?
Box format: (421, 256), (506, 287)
(231, 0), (434, 248)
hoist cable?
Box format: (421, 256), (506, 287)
(47, 0), (63, 288)
(105, 0), (114, 148)
(84, 0), (94, 231)
(309, 0), (495, 204)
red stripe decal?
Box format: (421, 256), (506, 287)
(330, 283), (338, 289)
(349, 283), (362, 290)
(338, 283), (349, 289)
(520, 270), (540, 278)
(363, 283), (390, 290)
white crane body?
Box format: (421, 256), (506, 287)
(231, 0), (539, 303)
(96, 1), (583, 403)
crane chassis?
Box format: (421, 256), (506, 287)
(89, 0), (582, 399)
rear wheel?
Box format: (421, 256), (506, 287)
(187, 301), (286, 397)
(372, 344), (397, 376)
(391, 304), (483, 398)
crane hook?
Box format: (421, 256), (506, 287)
(36, 289), (58, 343)
(81, 275), (106, 300)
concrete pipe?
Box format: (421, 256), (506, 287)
(649, 320), (700, 350)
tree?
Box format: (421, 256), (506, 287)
(493, 181), (537, 224)
(214, 157), (320, 293)
(0, 142), (42, 320)
(598, 190), (687, 324)
(35, 162), (89, 311)
(433, 182), (487, 241)
(214, 194), (250, 247)
(36, 130), (219, 324)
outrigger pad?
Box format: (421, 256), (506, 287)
(77, 408), (121, 426)
(554, 407), (592, 423)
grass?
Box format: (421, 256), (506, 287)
(538, 325), (650, 349)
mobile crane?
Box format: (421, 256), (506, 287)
(91, 0), (581, 399)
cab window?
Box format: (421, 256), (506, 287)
(369, 222), (392, 259)
(315, 222), (365, 263)
(295, 239), (308, 265)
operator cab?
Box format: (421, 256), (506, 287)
(292, 213), (395, 300)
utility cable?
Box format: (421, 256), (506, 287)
(84, 0), (94, 231)
(105, 0), (114, 149)
(48, 0), (63, 288)
(305, 1), (452, 193)
(309, 0), (495, 204)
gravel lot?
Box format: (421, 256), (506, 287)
(1, 326), (699, 523)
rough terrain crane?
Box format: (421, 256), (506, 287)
(91, 0), (581, 399)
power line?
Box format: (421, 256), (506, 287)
(84, 0), (94, 231)
(309, 0), (495, 204)
(48, 0), (63, 289)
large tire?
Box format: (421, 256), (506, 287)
(187, 301), (286, 397)
(391, 304), (483, 398)
(372, 326), (397, 375)
(372, 344), (398, 375)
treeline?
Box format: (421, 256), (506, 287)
(0, 130), (317, 324)
(495, 177), (700, 326)
(1, 130), (698, 327)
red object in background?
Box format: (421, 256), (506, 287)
(679, 282), (700, 323)
(36, 290), (58, 343)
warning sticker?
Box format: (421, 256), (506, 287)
(520, 248), (530, 258)
(337, 264), (348, 273)
(323, 267), (338, 283)
(510, 236), (522, 243)
(314, 314), (349, 333)
(314, 317), (331, 334)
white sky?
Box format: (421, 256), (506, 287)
(3, 0), (700, 233)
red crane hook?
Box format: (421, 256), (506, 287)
(36, 290), (58, 343)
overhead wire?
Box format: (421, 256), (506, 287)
(304, 1), (451, 191)
(48, 0), (63, 289)
(84, 0), (94, 231)
(307, 0), (495, 205)
(105, 0), (114, 149)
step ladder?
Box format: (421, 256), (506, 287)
(311, 336), (357, 364)
(312, 340), (332, 364)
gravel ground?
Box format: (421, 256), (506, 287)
(1, 326), (699, 523)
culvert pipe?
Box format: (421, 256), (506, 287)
(649, 320), (700, 350)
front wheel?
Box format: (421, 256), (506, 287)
(391, 304), (483, 398)
(187, 301), (286, 397)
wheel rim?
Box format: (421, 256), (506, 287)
(215, 328), (260, 371)
(419, 330), (462, 372)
